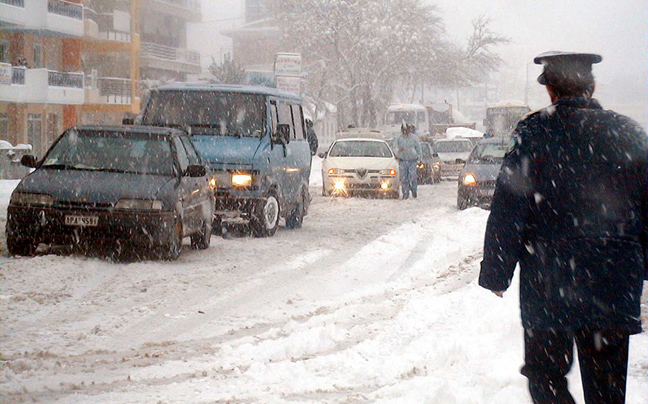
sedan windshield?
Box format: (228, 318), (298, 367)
(469, 142), (508, 163)
(142, 91), (265, 138)
(329, 141), (393, 158)
(41, 130), (176, 176)
(435, 141), (473, 153)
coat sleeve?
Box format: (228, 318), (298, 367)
(479, 125), (534, 291)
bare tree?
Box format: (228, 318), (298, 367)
(208, 57), (247, 84)
(273, 0), (508, 128)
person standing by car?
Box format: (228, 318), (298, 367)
(479, 51), (647, 404)
(305, 119), (319, 156)
(393, 123), (422, 199)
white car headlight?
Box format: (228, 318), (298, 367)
(115, 199), (163, 211)
(11, 192), (54, 206)
(379, 169), (397, 176)
(232, 174), (253, 187)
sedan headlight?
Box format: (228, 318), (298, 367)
(462, 174), (477, 186)
(11, 192), (54, 206)
(379, 169), (397, 176)
(232, 174), (253, 187)
(115, 199), (163, 211)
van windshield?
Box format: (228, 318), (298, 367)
(142, 91), (266, 138)
(386, 111), (416, 125)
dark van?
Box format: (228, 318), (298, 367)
(139, 84), (311, 236)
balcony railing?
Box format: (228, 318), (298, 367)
(141, 42), (201, 66)
(48, 70), (84, 88)
(1, 0), (25, 7)
(12, 66), (25, 84)
(98, 77), (131, 104)
(48, 0), (83, 20)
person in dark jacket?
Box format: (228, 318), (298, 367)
(479, 51), (647, 404)
(305, 119), (318, 156)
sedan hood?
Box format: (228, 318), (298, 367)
(460, 162), (503, 182)
(190, 135), (261, 169)
(15, 169), (175, 204)
(325, 157), (396, 170)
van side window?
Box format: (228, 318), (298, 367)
(180, 136), (200, 165)
(277, 103), (295, 138)
(291, 105), (305, 140)
(270, 102), (278, 134)
(173, 137), (189, 172)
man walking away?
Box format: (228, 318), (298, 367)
(479, 51), (647, 404)
(393, 124), (422, 199)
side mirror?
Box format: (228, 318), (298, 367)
(274, 124), (291, 145)
(21, 155), (37, 168)
(317, 152), (326, 159)
(455, 159), (465, 164)
(185, 164), (207, 177)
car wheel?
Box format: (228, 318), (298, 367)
(6, 234), (37, 256)
(389, 190), (400, 199)
(191, 218), (212, 250)
(211, 216), (223, 236)
(161, 220), (182, 260)
(285, 190), (305, 229)
(251, 193), (280, 237)
(457, 195), (469, 210)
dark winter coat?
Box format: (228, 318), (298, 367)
(307, 127), (318, 156)
(479, 97), (647, 334)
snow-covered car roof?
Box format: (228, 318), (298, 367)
(153, 83), (302, 101)
(387, 104), (427, 112)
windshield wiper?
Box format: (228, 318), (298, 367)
(41, 163), (82, 170)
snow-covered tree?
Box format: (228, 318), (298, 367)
(272, 0), (508, 128)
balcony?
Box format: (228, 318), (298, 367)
(84, 8), (131, 43)
(0, 0), (83, 37)
(0, 67), (84, 104)
(140, 42), (201, 75)
(85, 76), (132, 105)
(143, 0), (201, 21)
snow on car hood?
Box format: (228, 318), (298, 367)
(324, 156), (396, 170)
(16, 169), (174, 204)
(436, 151), (471, 163)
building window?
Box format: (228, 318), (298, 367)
(47, 113), (59, 146)
(27, 114), (43, 156)
(0, 113), (8, 139)
(33, 42), (43, 68)
(0, 40), (9, 64)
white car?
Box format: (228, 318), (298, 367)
(319, 138), (400, 198)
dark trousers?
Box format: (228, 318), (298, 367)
(521, 329), (630, 404)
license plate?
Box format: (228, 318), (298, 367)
(65, 215), (99, 227)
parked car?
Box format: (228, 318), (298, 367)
(417, 141), (442, 184)
(457, 137), (509, 209)
(434, 137), (475, 178)
(139, 84), (311, 236)
(319, 138), (400, 198)
(5, 126), (215, 260)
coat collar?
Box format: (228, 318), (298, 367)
(553, 96), (602, 110)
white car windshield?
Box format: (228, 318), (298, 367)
(329, 141), (393, 158)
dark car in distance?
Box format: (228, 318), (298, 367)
(417, 141), (442, 184)
(5, 126), (215, 260)
(457, 137), (508, 210)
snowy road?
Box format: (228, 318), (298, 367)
(1, 167), (646, 403)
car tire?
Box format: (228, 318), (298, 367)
(6, 233), (37, 256)
(211, 216), (223, 236)
(285, 190), (305, 229)
(457, 195), (469, 210)
(389, 190), (400, 199)
(161, 220), (182, 260)
(251, 193), (280, 237)
(191, 218), (212, 250)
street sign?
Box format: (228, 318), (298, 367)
(274, 53), (301, 76)
(276, 75), (301, 95)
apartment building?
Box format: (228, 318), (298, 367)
(0, 0), (201, 157)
